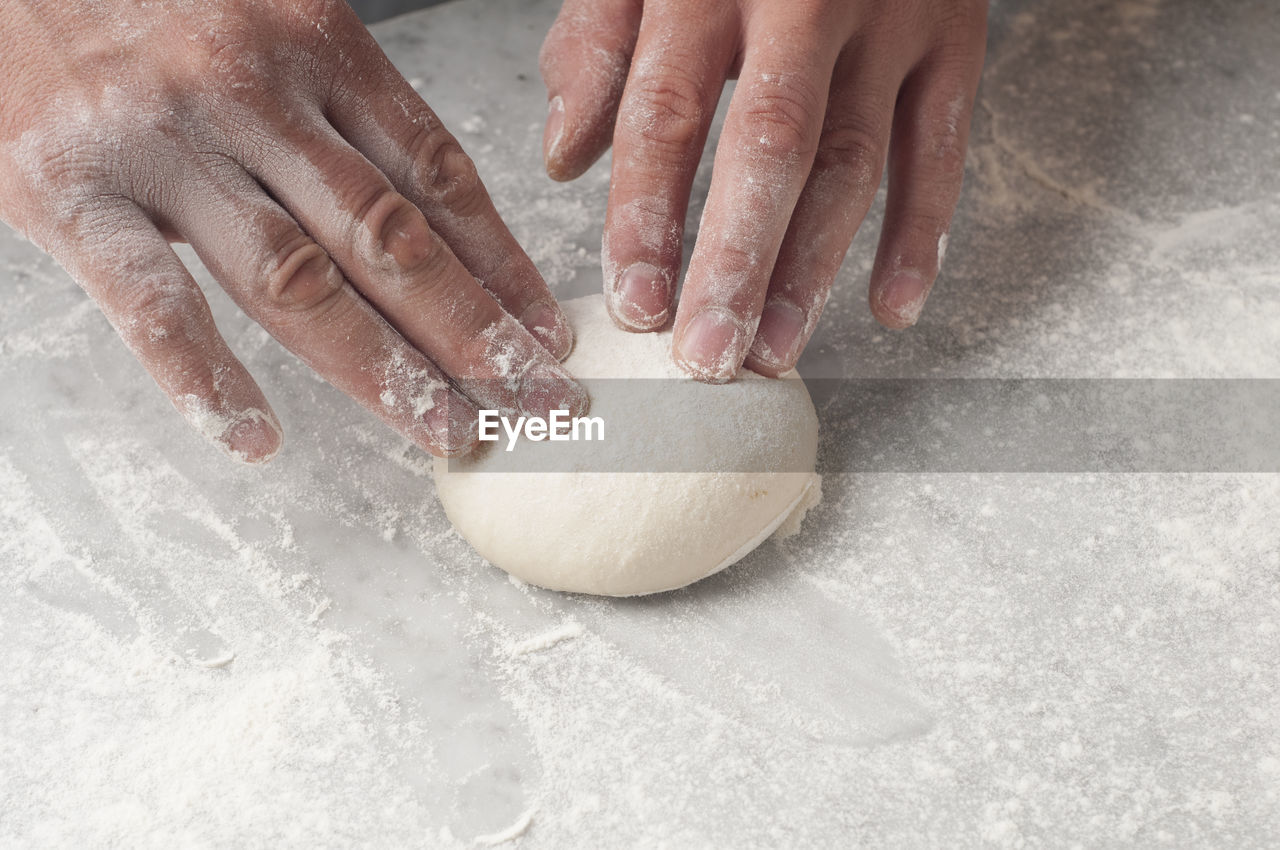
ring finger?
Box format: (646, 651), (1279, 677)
(670, 14), (845, 382)
(744, 44), (901, 376)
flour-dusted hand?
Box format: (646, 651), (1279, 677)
(0, 0), (585, 463)
(540, 0), (988, 380)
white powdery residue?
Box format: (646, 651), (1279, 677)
(482, 600), (827, 847)
(0, 296), (98, 360)
(0, 430), (459, 848)
(944, 92), (968, 138)
(459, 113), (486, 135)
(476, 320), (531, 391)
(937, 232), (950, 272)
(976, 98), (1144, 227)
(380, 349), (450, 420)
(194, 652), (236, 669)
(411, 386), (438, 418)
(1144, 201), (1278, 267)
(307, 598), (332, 624)
(173, 395), (281, 463)
(473, 807), (536, 846)
(7, 0), (1280, 845)
(509, 622), (583, 657)
(772, 477), (823, 540)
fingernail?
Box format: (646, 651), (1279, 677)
(611, 262), (671, 330)
(877, 271), (930, 328)
(434, 392), (479, 457)
(413, 381), (479, 456)
(520, 300), (574, 360)
(749, 300), (807, 369)
(543, 96), (565, 166)
(516, 362), (589, 418)
(674, 308), (750, 384)
(224, 412), (282, 464)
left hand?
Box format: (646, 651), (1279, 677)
(539, 0), (989, 381)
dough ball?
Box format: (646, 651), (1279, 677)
(432, 295), (822, 596)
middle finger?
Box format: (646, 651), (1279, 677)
(671, 12), (844, 383)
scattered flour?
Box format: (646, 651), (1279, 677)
(2, 0), (1279, 847)
(509, 622), (582, 657)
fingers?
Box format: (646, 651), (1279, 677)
(744, 50), (897, 377)
(164, 166), (481, 458)
(227, 115), (586, 420)
(53, 204), (282, 463)
(600, 7), (736, 332)
(539, 0), (641, 181)
(869, 43), (985, 330)
(324, 41), (576, 361)
(671, 20), (843, 382)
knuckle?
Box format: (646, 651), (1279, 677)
(622, 63), (708, 154)
(38, 194), (140, 262)
(738, 73), (824, 159)
(604, 194), (683, 264)
(361, 190), (450, 276)
(815, 119), (887, 195)
(28, 142), (91, 188)
(396, 226), (454, 291)
(406, 126), (485, 215)
(204, 39), (255, 81)
(911, 88), (972, 178)
(709, 238), (765, 279)
(188, 28), (273, 96)
(361, 205), (458, 304)
(262, 236), (345, 313)
(20, 136), (119, 208)
(929, 119), (969, 174)
(121, 283), (203, 350)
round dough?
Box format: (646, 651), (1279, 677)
(432, 295), (821, 596)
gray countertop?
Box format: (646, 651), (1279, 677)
(2, 0), (1278, 846)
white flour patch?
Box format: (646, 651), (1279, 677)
(509, 622), (583, 657)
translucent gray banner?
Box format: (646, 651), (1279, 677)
(811, 379), (1280, 473)
(445, 379), (1280, 473)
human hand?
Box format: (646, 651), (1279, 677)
(0, 0), (584, 462)
(540, 0), (988, 380)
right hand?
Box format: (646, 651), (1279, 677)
(0, 0), (585, 463)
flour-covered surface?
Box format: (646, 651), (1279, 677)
(2, 0), (1279, 846)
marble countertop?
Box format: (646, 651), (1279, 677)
(2, 0), (1277, 846)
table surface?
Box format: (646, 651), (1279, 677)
(2, 0), (1278, 846)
